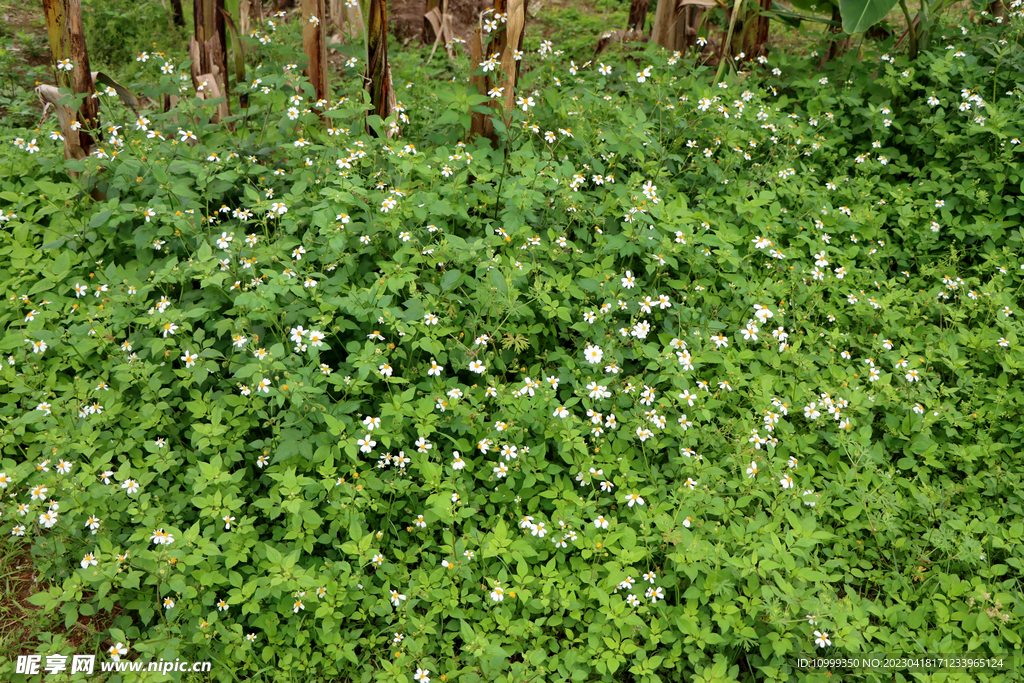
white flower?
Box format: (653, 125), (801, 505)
(814, 631), (832, 648)
(583, 345), (603, 364)
(150, 528), (174, 545)
(516, 96), (535, 111)
(753, 305), (773, 323)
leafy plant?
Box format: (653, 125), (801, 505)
(2, 7), (1024, 683)
(81, 0), (179, 70)
(838, 0), (899, 33)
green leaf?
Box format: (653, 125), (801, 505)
(489, 268), (508, 296)
(441, 269), (464, 293)
(265, 545), (283, 564)
(839, 0), (900, 33)
(89, 210), (114, 229)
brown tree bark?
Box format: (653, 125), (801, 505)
(468, 27), (494, 142)
(424, 0), (440, 42)
(738, 0), (772, 60)
(193, 0), (228, 74)
(628, 0), (648, 32)
(302, 0), (329, 105)
(42, 0), (99, 158)
(169, 0), (185, 27)
(192, 0), (230, 120)
(364, 0), (396, 136)
(818, 4), (850, 66)
(490, 0), (527, 99)
(652, 0), (675, 50)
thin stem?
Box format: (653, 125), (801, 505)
(715, 0), (746, 83)
(898, 0), (918, 59)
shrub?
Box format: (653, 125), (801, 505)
(82, 0), (181, 72)
(1, 11), (1023, 683)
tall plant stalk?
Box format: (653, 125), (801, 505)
(897, 0), (918, 59)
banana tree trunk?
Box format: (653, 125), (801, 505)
(469, 0), (527, 143)
(169, 0), (185, 26)
(424, 0), (440, 42)
(652, 0), (682, 51)
(42, 0), (99, 158)
(653, 1), (713, 53)
(468, 27), (494, 141)
(738, 0), (772, 60)
(192, 0), (230, 119)
(818, 4), (849, 65)
(628, 0), (648, 32)
(493, 0), (526, 112)
(364, 0), (396, 136)
(302, 0), (328, 104)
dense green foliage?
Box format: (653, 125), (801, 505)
(3, 6), (1024, 682)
